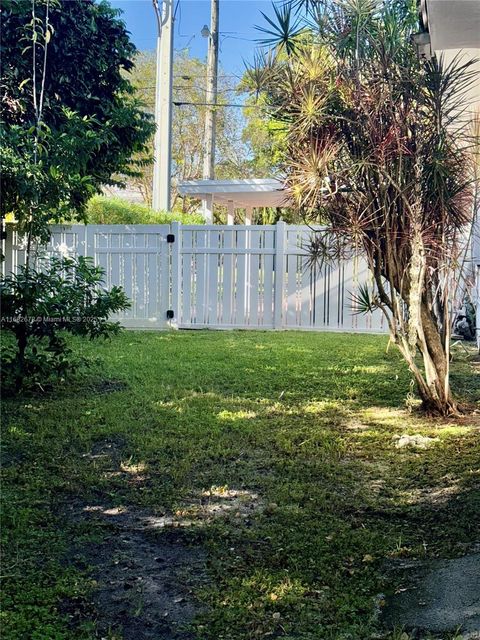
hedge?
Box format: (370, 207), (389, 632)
(86, 196), (204, 225)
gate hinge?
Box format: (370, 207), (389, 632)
(166, 309), (175, 319)
(166, 234), (175, 243)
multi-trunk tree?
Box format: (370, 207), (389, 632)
(250, 0), (478, 415)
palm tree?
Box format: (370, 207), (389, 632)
(250, 0), (478, 415)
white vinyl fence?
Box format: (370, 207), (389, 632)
(3, 225), (171, 329)
(3, 222), (387, 333)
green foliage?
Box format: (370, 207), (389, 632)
(251, 0), (477, 413)
(0, 256), (130, 392)
(257, 3), (303, 54)
(1, 114), (102, 242)
(2, 331), (479, 638)
(350, 282), (381, 315)
(1, 0), (152, 388)
(1, 0), (154, 230)
(85, 195), (205, 225)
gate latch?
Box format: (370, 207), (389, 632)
(167, 234), (175, 243)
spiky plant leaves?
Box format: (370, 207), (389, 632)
(256, 3), (304, 54)
(251, 0), (477, 415)
(349, 282), (381, 315)
(302, 230), (347, 271)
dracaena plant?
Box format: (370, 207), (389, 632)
(251, 0), (478, 415)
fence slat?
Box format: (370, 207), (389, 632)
(207, 229), (220, 325)
(235, 228), (247, 325)
(171, 222), (181, 326)
(222, 228), (234, 326)
(195, 229), (208, 325)
(249, 229), (260, 326)
(273, 221), (286, 329)
(261, 229), (275, 327)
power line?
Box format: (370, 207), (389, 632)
(172, 73), (242, 79)
(136, 84), (242, 92)
(172, 101), (263, 108)
(143, 100), (262, 109)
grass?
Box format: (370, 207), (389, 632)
(1, 331), (479, 639)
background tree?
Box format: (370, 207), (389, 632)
(1, 0), (151, 389)
(250, 0), (478, 415)
(129, 50), (252, 210)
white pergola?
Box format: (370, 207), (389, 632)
(177, 178), (290, 224)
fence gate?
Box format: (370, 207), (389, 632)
(3, 222), (387, 333)
(4, 224), (171, 330)
(173, 223), (278, 329)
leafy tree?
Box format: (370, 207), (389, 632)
(1, 0), (152, 388)
(251, 0), (478, 415)
(1, 0), (154, 234)
(242, 100), (286, 177)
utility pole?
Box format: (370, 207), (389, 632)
(203, 0), (219, 181)
(152, 0), (174, 211)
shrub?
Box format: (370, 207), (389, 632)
(86, 196), (205, 225)
(1, 257), (130, 393)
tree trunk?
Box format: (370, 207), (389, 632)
(414, 302), (458, 416)
(388, 300), (459, 417)
(14, 325), (28, 393)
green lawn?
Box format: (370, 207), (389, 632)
(2, 331), (479, 639)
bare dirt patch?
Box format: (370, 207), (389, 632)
(62, 438), (264, 638)
(63, 436), (211, 638)
(86, 435), (127, 462)
(66, 503), (208, 639)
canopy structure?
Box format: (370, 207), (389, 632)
(177, 178), (290, 224)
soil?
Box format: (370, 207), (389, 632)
(68, 505), (207, 639)
(62, 436), (209, 639)
(62, 435), (262, 638)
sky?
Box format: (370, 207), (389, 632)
(109, 0), (278, 79)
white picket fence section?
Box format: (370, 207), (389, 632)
(3, 222), (387, 333)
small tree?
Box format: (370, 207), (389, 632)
(251, 0), (478, 415)
(1, 257), (130, 392)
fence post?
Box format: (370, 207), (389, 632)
(274, 221), (286, 329)
(2, 224), (14, 276)
(170, 221), (181, 328)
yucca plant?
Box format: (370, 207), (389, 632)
(252, 0), (478, 415)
